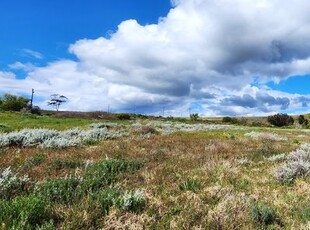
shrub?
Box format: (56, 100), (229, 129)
(298, 115), (309, 126)
(190, 113), (199, 121)
(275, 144), (310, 183)
(0, 93), (29, 111)
(52, 158), (83, 170)
(90, 188), (122, 216)
(23, 154), (46, 169)
(276, 160), (310, 183)
(40, 137), (80, 149)
(116, 113), (131, 120)
(120, 189), (146, 213)
(250, 201), (279, 226)
(266, 154), (286, 162)
(267, 113), (294, 127)
(222, 116), (239, 124)
(83, 158), (143, 192)
(36, 175), (83, 204)
(0, 195), (53, 229)
(0, 167), (31, 199)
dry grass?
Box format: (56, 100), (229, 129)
(1, 119), (310, 228)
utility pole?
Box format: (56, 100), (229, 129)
(162, 106), (165, 117)
(107, 104), (110, 113)
(30, 88), (34, 108)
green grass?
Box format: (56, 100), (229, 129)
(0, 111), (100, 132)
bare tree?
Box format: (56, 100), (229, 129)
(47, 94), (68, 111)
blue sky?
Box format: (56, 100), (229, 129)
(1, 0), (310, 116)
(0, 0), (171, 70)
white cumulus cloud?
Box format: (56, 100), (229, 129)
(2, 0), (310, 116)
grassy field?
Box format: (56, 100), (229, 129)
(1, 112), (310, 229)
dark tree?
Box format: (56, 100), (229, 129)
(47, 94), (68, 111)
(0, 93), (29, 111)
(267, 113), (294, 127)
(298, 115), (309, 126)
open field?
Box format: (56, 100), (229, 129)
(1, 112), (310, 229)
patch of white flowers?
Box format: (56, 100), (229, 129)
(0, 126), (128, 149)
(275, 144), (310, 183)
(245, 131), (287, 141)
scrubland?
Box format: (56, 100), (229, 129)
(1, 112), (310, 229)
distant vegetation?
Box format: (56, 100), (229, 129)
(0, 93), (29, 111)
(267, 113), (294, 127)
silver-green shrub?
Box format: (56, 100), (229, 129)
(40, 138), (80, 149)
(0, 126), (128, 149)
(121, 189), (146, 212)
(266, 154), (286, 162)
(275, 144), (310, 183)
(0, 167), (30, 198)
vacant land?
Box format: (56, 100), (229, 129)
(1, 112), (310, 229)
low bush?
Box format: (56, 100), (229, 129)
(36, 175), (83, 204)
(52, 158), (83, 170)
(0, 167), (31, 199)
(222, 116), (239, 124)
(0, 195), (53, 229)
(23, 154), (46, 169)
(190, 113), (199, 121)
(276, 160), (310, 183)
(83, 158), (143, 192)
(90, 188), (122, 216)
(275, 144), (310, 183)
(250, 201), (280, 226)
(120, 189), (146, 213)
(116, 113), (131, 120)
(298, 115), (309, 126)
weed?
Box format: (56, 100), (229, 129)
(36, 175), (83, 204)
(52, 158), (83, 170)
(120, 189), (146, 213)
(250, 201), (280, 227)
(0, 195), (53, 229)
(179, 178), (201, 193)
(23, 153), (46, 169)
(90, 187), (122, 216)
(83, 158), (143, 191)
(0, 167), (31, 199)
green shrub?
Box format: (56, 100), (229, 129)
(90, 188), (122, 216)
(0, 195), (53, 229)
(298, 115), (309, 126)
(23, 154), (46, 169)
(36, 176), (83, 204)
(190, 113), (199, 121)
(83, 158), (143, 192)
(222, 116), (239, 124)
(120, 189), (146, 213)
(116, 113), (131, 120)
(52, 158), (83, 170)
(0, 167), (31, 199)
(267, 113), (294, 127)
(250, 201), (280, 226)
(0, 93), (29, 111)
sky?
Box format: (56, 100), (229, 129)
(1, 0), (310, 117)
